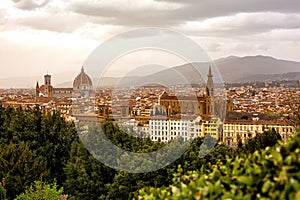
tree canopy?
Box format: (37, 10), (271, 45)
(0, 105), (296, 199)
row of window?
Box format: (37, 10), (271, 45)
(151, 136), (189, 141)
(54, 91), (72, 94)
(151, 131), (168, 135)
(150, 126), (189, 131)
(224, 126), (293, 132)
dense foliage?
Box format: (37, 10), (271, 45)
(64, 122), (232, 199)
(138, 133), (300, 199)
(0, 106), (77, 199)
(0, 105), (294, 199)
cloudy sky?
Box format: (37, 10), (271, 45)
(1, 0), (300, 81)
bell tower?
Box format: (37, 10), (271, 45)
(44, 74), (51, 86)
(206, 66), (214, 98)
(205, 66), (214, 115)
(44, 74), (53, 98)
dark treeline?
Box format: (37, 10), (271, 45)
(0, 105), (282, 199)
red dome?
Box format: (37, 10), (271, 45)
(73, 67), (92, 87)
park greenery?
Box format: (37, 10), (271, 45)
(0, 105), (299, 199)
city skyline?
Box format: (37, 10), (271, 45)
(0, 0), (300, 80)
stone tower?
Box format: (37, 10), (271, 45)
(205, 66), (214, 115)
(44, 74), (51, 86)
(206, 66), (214, 98)
(36, 81), (39, 100)
(44, 74), (53, 98)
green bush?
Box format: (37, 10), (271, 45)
(138, 133), (300, 200)
(15, 181), (64, 200)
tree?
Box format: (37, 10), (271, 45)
(0, 183), (7, 200)
(0, 106), (78, 199)
(243, 129), (282, 154)
(237, 134), (243, 149)
(64, 141), (115, 199)
(15, 181), (64, 200)
(0, 142), (49, 200)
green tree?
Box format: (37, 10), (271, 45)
(38, 111), (78, 184)
(0, 142), (49, 200)
(243, 129), (282, 154)
(15, 181), (64, 200)
(64, 141), (115, 200)
(0, 183), (7, 200)
(0, 106), (77, 198)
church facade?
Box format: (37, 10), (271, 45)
(159, 66), (234, 116)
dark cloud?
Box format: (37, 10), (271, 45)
(12, 0), (49, 10)
(155, 0), (300, 16)
(69, 2), (183, 27)
(69, 0), (300, 27)
(6, 0), (300, 37)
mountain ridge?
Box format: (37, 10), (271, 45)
(1, 55), (300, 88)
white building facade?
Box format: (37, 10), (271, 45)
(149, 116), (203, 142)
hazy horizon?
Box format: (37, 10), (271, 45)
(1, 54), (300, 89)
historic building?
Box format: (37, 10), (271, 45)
(73, 67), (93, 98)
(149, 116), (198, 142)
(221, 118), (296, 146)
(36, 74), (72, 98)
(36, 66), (93, 99)
(159, 66), (234, 116)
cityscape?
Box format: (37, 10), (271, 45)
(1, 1), (300, 199)
(1, 64), (298, 146)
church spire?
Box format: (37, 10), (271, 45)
(208, 65), (212, 77)
(81, 66), (84, 72)
(206, 66), (214, 98)
(36, 81), (39, 100)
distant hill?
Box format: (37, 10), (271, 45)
(115, 55), (300, 86)
(235, 72), (300, 82)
(215, 55), (300, 82)
(1, 55), (300, 88)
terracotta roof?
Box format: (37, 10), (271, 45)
(53, 88), (73, 91)
(39, 85), (46, 91)
(224, 119), (296, 126)
(73, 67), (92, 87)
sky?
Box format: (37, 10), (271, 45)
(1, 0), (300, 81)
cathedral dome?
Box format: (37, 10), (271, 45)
(73, 67), (93, 88)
